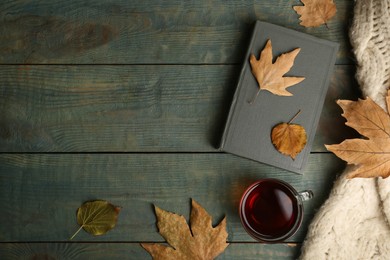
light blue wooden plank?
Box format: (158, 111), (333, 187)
(0, 0), (353, 64)
(0, 153), (345, 242)
(0, 242), (300, 260)
(0, 65), (359, 152)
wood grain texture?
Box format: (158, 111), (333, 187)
(0, 153), (345, 242)
(0, 65), (359, 152)
(0, 0), (353, 64)
(0, 242), (300, 260)
(0, 1), (355, 258)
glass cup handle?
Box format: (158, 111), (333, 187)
(297, 190), (314, 202)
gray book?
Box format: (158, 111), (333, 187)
(220, 21), (339, 174)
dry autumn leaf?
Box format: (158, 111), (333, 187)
(271, 110), (307, 159)
(325, 91), (390, 178)
(70, 200), (121, 240)
(293, 0), (337, 28)
(141, 199), (229, 260)
(249, 39), (305, 104)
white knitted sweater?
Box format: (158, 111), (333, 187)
(300, 0), (390, 259)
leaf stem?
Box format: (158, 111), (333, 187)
(248, 89), (261, 104)
(288, 109), (302, 124)
(324, 22), (329, 29)
(70, 225), (84, 240)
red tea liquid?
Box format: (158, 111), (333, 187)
(240, 179), (301, 240)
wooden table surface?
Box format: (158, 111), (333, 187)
(0, 1), (359, 259)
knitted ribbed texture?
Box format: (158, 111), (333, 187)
(351, 0), (390, 108)
(299, 0), (390, 259)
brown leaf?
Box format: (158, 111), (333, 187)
(249, 40), (305, 103)
(325, 90), (390, 178)
(271, 120), (307, 160)
(141, 200), (229, 260)
(293, 0), (337, 28)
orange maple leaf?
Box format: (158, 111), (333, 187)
(325, 91), (390, 178)
(141, 200), (229, 260)
(294, 0), (337, 28)
(249, 39), (305, 104)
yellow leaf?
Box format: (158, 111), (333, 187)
(293, 0), (337, 28)
(271, 119), (307, 160)
(141, 199), (229, 260)
(249, 40), (305, 104)
(325, 90), (390, 178)
(70, 200), (121, 240)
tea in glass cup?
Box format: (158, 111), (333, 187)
(239, 178), (313, 242)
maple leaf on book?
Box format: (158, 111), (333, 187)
(141, 199), (229, 260)
(249, 39), (305, 104)
(325, 90), (390, 178)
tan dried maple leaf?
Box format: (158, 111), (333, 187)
(271, 110), (307, 159)
(249, 39), (305, 104)
(325, 91), (390, 178)
(293, 0), (337, 28)
(141, 200), (229, 260)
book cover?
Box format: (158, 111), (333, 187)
(220, 21), (339, 174)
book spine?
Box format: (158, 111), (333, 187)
(219, 21), (260, 150)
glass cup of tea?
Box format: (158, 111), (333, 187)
(239, 178), (313, 243)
